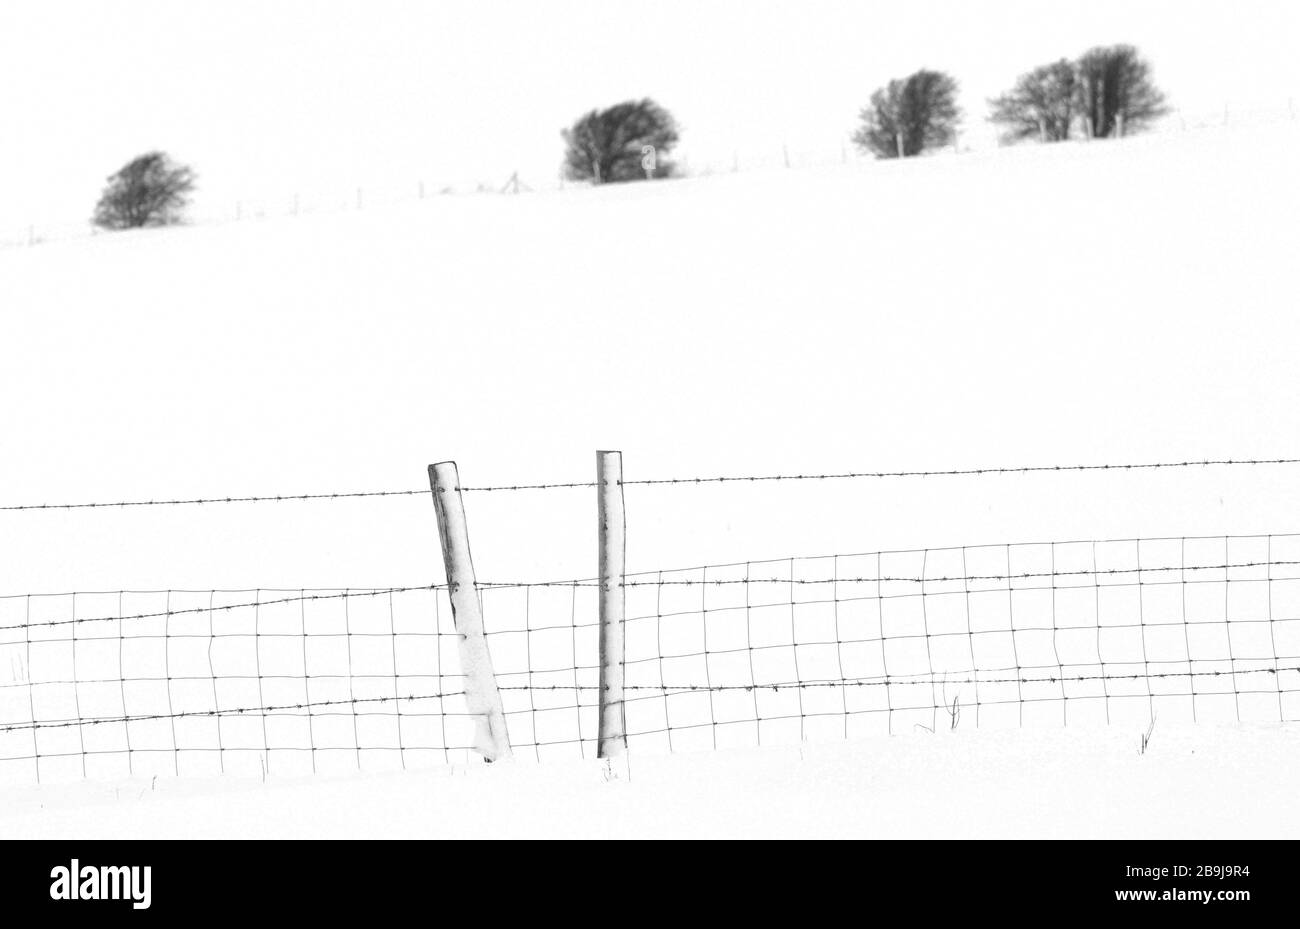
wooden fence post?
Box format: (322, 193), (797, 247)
(597, 450), (627, 758)
(429, 461), (512, 762)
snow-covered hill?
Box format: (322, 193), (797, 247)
(2, 121), (1299, 833)
(2, 121), (1298, 592)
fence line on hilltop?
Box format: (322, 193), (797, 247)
(4, 100), (1294, 252)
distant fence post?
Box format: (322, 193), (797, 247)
(429, 460), (512, 762)
(597, 450), (627, 759)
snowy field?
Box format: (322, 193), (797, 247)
(3, 723), (1297, 839)
(2, 120), (1298, 592)
(2, 118), (1299, 834)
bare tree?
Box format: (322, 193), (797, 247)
(853, 70), (960, 158)
(1076, 45), (1167, 138)
(93, 152), (196, 230)
(562, 99), (679, 184)
(989, 60), (1078, 143)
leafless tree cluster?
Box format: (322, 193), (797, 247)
(853, 70), (962, 159)
(92, 151), (196, 230)
(989, 45), (1167, 144)
(561, 99), (679, 184)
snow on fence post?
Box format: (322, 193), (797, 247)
(429, 460), (512, 762)
(597, 450), (627, 759)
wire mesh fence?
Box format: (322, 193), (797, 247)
(0, 586), (471, 783)
(3, 531), (1298, 784)
(613, 534), (1300, 753)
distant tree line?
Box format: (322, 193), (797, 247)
(557, 45), (1164, 180)
(90, 45), (1167, 234)
(848, 44), (1166, 160)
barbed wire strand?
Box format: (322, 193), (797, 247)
(3, 457), (1299, 511)
(6, 664), (1296, 735)
(4, 557), (1300, 633)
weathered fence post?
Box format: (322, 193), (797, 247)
(429, 461), (512, 762)
(597, 450), (627, 759)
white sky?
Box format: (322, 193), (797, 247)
(1, 0), (1296, 228)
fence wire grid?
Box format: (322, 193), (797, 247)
(3, 531), (1300, 784)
